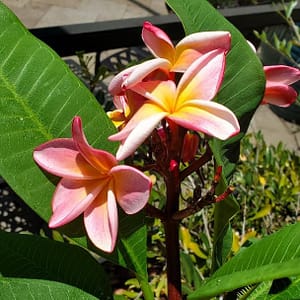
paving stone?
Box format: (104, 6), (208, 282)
(2, 0), (29, 9)
(35, 5), (99, 27)
(249, 105), (300, 153)
(2, 1), (50, 28)
(32, 0), (82, 9)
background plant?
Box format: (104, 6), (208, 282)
(255, 0), (300, 65)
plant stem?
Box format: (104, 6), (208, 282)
(163, 121), (184, 300)
(164, 219), (181, 300)
(164, 169), (182, 300)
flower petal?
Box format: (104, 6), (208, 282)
(174, 31), (231, 71)
(172, 48), (205, 72)
(142, 21), (175, 61)
(111, 165), (151, 214)
(33, 138), (100, 179)
(262, 83), (297, 107)
(108, 64), (137, 95)
(169, 100), (240, 140)
(84, 184), (118, 253)
(109, 103), (168, 160)
(176, 31), (231, 54)
(72, 117), (117, 172)
(49, 178), (107, 227)
(122, 58), (171, 90)
(177, 49), (226, 104)
(130, 80), (177, 111)
(264, 65), (300, 85)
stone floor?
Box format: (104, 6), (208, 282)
(2, 0), (300, 153)
(2, 0), (169, 28)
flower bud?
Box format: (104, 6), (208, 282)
(181, 132), (199, 163)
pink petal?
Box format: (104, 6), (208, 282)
(113, 95), (127, 111)
(109, 103), (168, 160)
(108, 64), (136, 95)
(72, 117), (117, 172)
(177, 49), (226, 103)
(49, 178), (107, 227)
(262, 84), (297, 107)
(142, 21), (175, 61)
(174, 31), (231, 71)
(122, 58), (171, 90)
(264, 65), (300, 85)
(176, 31), (231, 54)
(84, 184), (118, 253)
(110, 165), (151, 214)
(169, 100), (240, 140)
(33, 138), (100, 179)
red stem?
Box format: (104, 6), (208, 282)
(163, 122), (184, 300)
(164, 167), (182, 300)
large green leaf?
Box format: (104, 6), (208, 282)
(166, 0), (265, 268)
(0, 230), (112, 299)
(0, 277), (98, 300)
(0, 1), (116, 220)
(0, 2), (148, 280)
(188, 223), (300, 299)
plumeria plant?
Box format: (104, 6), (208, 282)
(0, 0), (300, 299)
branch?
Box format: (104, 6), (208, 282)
(180, 146), (212, 181)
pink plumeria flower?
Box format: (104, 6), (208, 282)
(262, 65), (300, 107)
(142, 21), (231, 72)
(33, 117), (151, 253)
(109, 49), (240, 161)
(108, 22), (230, 95)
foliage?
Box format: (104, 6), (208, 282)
(233, 132), (300, 240)
(0, 0), (299, 299)
(255, 0), (300, 66)
(131, 132), (299, 298)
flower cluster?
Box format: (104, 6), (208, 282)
(33, 22), (300, 254)
(108, 22), (240, 161)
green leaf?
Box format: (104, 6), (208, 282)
(0, 1), (116, 221)
(267, 276), (300, 299)
(247, 281), (273, 300)
(81, 211), (148, 278)
(188, 223), (300, 299)
(180, 252), (203, 291)
(0, 2), (148, 280)
(0, 231), (112, 299)
(0, 277), (98, 300)
(166, 0), (265, 268)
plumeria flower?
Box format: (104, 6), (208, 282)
(142, 21), (231, 72)
(109, 49), (240, 161)
(262, 65), (300, 107)
(33, 117), (151, 253)
(108, 22), (231, 95)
